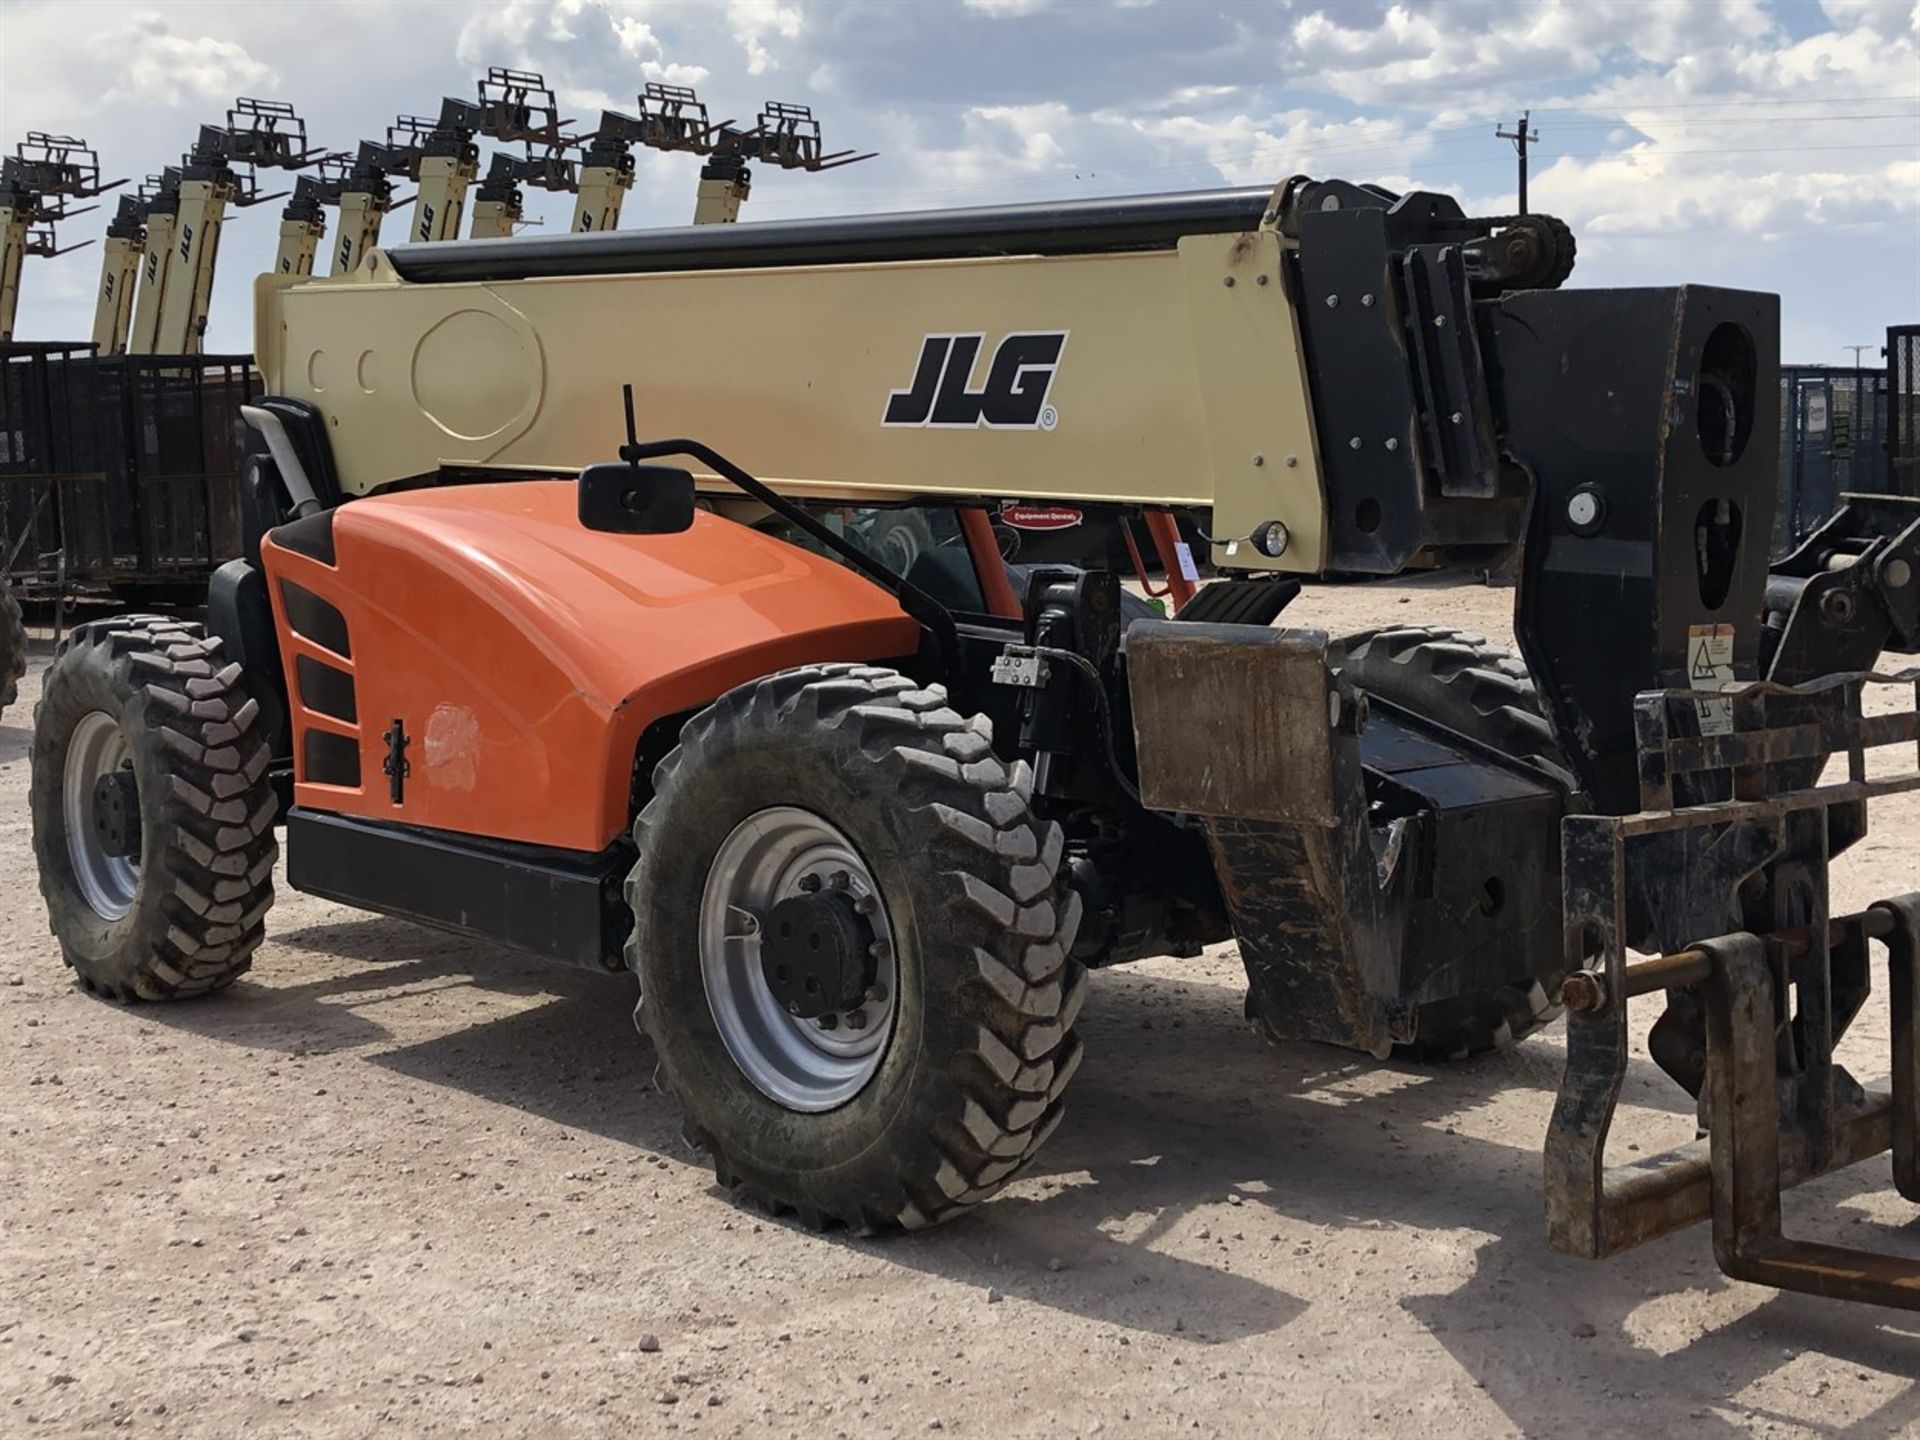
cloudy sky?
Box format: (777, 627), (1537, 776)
(2, 0), (1915, 360)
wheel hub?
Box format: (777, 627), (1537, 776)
(761, 889), (877, 1018)
(91, 768), (141, 860)
(63, 710), (141, 922)
(699, 807), (900, 1113)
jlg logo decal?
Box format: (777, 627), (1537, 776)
(883, 332), (1066, 430)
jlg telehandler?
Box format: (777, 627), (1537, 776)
(28, 176), (1920, 1307)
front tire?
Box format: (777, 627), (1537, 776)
(627, 664), (1086, 1230)
(30, 615), (277, 1000)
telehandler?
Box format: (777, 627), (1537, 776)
(28, 175), (1920, 1307)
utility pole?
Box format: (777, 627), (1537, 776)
(1497, 110), (1538, 214)
(1844, 344), (1875, 368)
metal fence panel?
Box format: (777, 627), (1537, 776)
(1775, 364), (1890, 553)
(1892, 325), (1920, 500)
(0, 344), (257, 590)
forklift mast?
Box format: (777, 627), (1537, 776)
(688, 98), (875, 225)
(567, 83), (718, 233)
(124, 98), (322, 356)
(556, 83), (873, 231)
(466, 70), (576, 241)
(321, 69), (582, 261)
(330, 149), (398, 276)
(124, 168), (181, 354)
(275, 164), (334, 279)
(0, 131), (122, 342)
(388, 104), (483, 246)
(91, 188), (148, 352)
(470, 148), (578, 240)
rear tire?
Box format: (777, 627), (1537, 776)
(1330, 625), (1574, 1059)
(30, 615), (277, 1001)
(627, 663), (1086, 1231)
(0, 589), (24, 720)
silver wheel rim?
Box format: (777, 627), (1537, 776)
(699, 806), (899, 1113)
(63, 710), (140, 921)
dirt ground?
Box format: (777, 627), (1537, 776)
(4, 575), (1919, 1439)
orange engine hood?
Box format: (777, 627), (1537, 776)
(262, 480), (920, 851)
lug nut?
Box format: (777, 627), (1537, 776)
(864, 984), (887, 1005)
(818, 1014), (839, 1032)
(829, 869), (851, 891)
(846, 1009), (868, 1030)
(798, 874), (822, 894)
(854, 894), (878, 916)
(869, 939), (892, 963)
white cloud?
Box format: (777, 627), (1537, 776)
(1819, 0), (1920, 37)
(614, 16), (660, 56)
(90, 10), (274, 105)
(964, 0), (1050, 14)
(1112, 108), (1427, 188)
(726, 0), (803, 75)
(1285, 0), (1783, 103)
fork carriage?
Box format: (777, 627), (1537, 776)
(1550, 668), (1920, 1308)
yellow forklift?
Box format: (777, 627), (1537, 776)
(2, 132), (121, 716)
(94, 98), (323, 358)
(466, 70), (579, 240)
(566, 82), (873, 230)
(0, 132), (122, 344)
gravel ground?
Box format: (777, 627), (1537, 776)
(3, 575), (1918, 1439)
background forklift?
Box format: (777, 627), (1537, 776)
(26, 172), (1920, 1308)
(2, 68), (595, 669)
(0, 130), (125, 720)
(1, 99), (321, 664)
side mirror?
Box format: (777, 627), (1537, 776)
(577, 462), (697, 535)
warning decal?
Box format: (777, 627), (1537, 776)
(1687, 623), (1737, 737)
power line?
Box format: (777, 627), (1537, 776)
(769, 131), (1920, 213)
(1538, 111), (1920, 130)
(1523, 93), (1920, 113)
(782, 108), (1920, 208)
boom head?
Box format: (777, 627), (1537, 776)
(1, 131), (125, 255)
(476, 67), (572, 150)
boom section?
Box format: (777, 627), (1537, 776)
(255, 180), (1572, 576)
